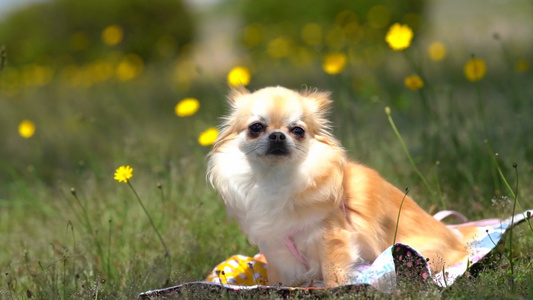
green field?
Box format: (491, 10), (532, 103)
(1, 1), (533, 299)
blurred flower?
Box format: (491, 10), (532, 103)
(88, 60), (114, 83)
(0, 67), (20, 96)
(18, 120), (35, 138)
(385, 23), (413, 51)
(198, 127), (219, 146)
(404, 75), (424, 91)
(322, 52), (347, 75)
(464, 57), (486, 82)
(155, 35), (177, 58)
(116, 54), (144, 81)
(114, 165), (133, 183)
(70, 32), (90, 51)
(102, 25), (123, 46)
(60, 65), (83, 87)
(243, 24), (264, 48)
(403, 13), (421, 31)
(325, 27), (344, 49)
(267, 37), (292, 58)
(427, 41), (446, 61)
(289, 47), (313, 67)
(22, 64), (54, 87)
(301, 23), (322, 46)
(175, 98), (200, 117)
(367, 5), (390, 29)
(343, 22), (359, 41)
(172, 59), (198, 92)
(515, 59), (529, 74)
(335, 10), (358, 26)
(227, 66), (251, 87)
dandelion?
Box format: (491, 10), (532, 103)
(404, 75), (424, 91)
(227, 66), (251, 87)
(198, 127), (219, 146)
(102, 25), (123, 46)
(18, 120), (35, 138)
(464, 57), (487, 82)
(322, 52), (347, 75)
(114, 165), (133, 183)
(428, 41), (446, 61)
(175, 98), (200, 117)
(385, 23), (413, 51)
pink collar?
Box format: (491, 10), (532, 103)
(284, 228), (309, 268)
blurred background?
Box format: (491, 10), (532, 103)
(1, 0), (531, 182)
(1, 0), (532, 298)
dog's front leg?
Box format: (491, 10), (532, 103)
(321, 227), (358, 287)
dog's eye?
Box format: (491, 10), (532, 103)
(291, 126), (305, 137)
(248, 123), (265, 134)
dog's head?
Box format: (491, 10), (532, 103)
(211, 86), (339, 166)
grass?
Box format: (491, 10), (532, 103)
(1, 27), (533, 300)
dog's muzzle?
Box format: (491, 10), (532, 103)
(266, 131), (290, 156)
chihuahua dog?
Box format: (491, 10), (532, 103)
(207, 86), (467, 287)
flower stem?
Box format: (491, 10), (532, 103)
(486, 141), (533, 233)
(385, 107), (443, 208)
(402, 51), (435, 120)
(393, 188), (409, 245)
(508, 163), (518, 291)
(127, 181), (170, 259)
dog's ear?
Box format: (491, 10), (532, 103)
(227, 85), (250, 104)
(300, 89), (338, 144)
(300, 88), (332, 114)
(301, 89), (333, 116)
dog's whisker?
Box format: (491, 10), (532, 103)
(241, 146), (261, 160)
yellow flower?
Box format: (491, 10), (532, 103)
(385, 23), (413, 51)
(198, 127), (219, 146)
(18, 120), (35, 138)
(175, 98), (200, 117)
(464, 57), (486, 82)
(102, 25), (123, 46)
(404, 75), (424, 91)
(427, 41), (446, 61)
(116, 54), (144, 81)
(114, 165), (133, 183)
(322, 52), (347, 75)
(227, 66), (251, 87)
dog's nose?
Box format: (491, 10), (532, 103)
(269, 131), (286, 141)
